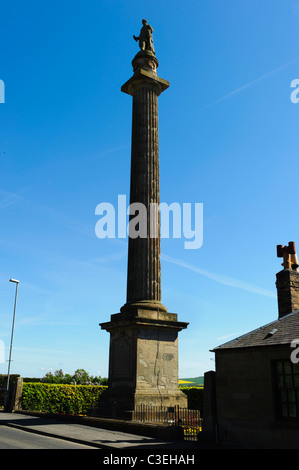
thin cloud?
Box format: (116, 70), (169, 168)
(216, 332), (244, 341)
(15, 346), (68, 355)
(86, 144), (130, 163)
(0, 189), (23, 209)
(0, 190), (93, 238)
(161, 254), (276, 298)
(90, 249), (127, 264)
(204, 57), (299, 109)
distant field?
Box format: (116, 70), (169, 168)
(178, 377), (204, 386)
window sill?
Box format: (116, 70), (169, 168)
(271, 420), (299, 430)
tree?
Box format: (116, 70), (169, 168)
(41, 369), (104, 386)
(72, 369), (101, 385)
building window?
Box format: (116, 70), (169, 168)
(275, 360), (299, 420)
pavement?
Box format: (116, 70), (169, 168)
(0, 411), (200, 450)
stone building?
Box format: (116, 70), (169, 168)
(203, 242), (299, 448)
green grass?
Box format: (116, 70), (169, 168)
(178, 377), (204, 386)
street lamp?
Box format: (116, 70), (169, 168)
(5, 279), (19, 411)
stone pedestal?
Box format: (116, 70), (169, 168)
(100, 305), (188, 408)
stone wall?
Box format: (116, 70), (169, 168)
(276, 269), (299, 318)
(214, 345), (299, 448)
(0, 374), (22, 411)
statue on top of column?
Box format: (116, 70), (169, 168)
(133, 19), (155, 55)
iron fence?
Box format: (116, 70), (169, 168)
(179, 407), (202, 440)
(88, 402), (202, 440)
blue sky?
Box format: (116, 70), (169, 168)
(0, 0), (298, 379)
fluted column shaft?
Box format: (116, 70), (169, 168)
(127, 84), (161, 304)
(121, 56), (169, 312)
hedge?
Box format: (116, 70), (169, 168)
(180, 387), (203, 411)
(22, 383), (107, 415)
(21, 383), (203, 415)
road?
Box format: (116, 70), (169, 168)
(0, 424), (97, 449)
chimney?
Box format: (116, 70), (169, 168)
(276, 241), (299, 318)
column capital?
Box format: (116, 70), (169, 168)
(99, 307), (189, 333)
(121, 68), (169, 96)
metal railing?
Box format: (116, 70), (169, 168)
(88, 402), (202, 440)
(179, 408), (202, 440)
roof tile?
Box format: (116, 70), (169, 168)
(212, 310), (299, 350)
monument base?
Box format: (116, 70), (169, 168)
(99, 389), (188, 409)
(100, 305), (188, 409)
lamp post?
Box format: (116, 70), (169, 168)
(5, 279), (19, 411)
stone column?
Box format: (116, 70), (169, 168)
(127, 85), (161, 305)
(100, 49), (188, 409)
(121, 52), (169, 313)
